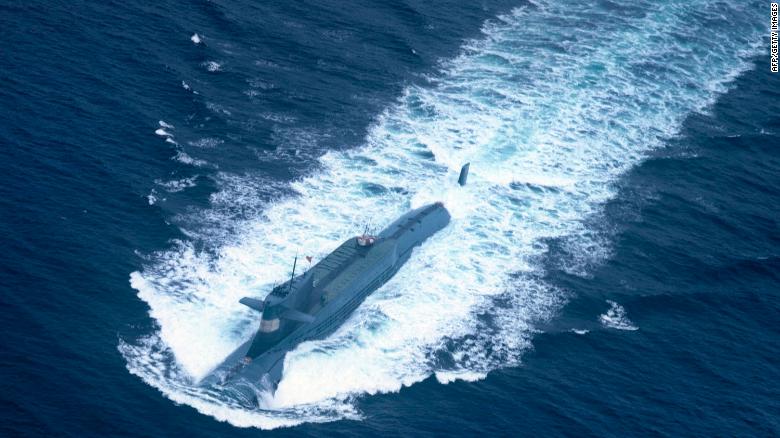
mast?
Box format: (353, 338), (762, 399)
(288, 254), (298, 293)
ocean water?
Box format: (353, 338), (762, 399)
(1, 0), (777, 436)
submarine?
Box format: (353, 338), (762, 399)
(204, 164), (470, 399)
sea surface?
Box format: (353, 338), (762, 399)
(1, 0), (778, 436)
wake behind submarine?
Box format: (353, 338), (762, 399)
(203, 164), (470, 399)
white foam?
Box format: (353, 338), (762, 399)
(155, 176), (199, 193)
(204, 61), (221, 72)
(206, 102), (231, 116)
(599, 300), (638, 331)
(188, 138), (223, 149)
(182, 81), (197, 94)
(174, 151), (208, 167)
(123, 0), (762, 429)
(191, 33), (202, 44)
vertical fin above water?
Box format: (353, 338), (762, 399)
(458, 163), (470, 186)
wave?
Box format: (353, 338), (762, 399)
(203, 61), (221, 72)
(155, 176), (199, 193)
(599, 300), (638, 331)
(121, 0), (763, 429)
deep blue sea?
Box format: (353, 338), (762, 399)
(1, 0), (778, 436)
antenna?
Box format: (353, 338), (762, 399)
(288, 253), (298, 292)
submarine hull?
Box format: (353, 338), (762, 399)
(206, 202), (452, 398)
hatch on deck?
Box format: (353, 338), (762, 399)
(356, 234), (376, 246)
